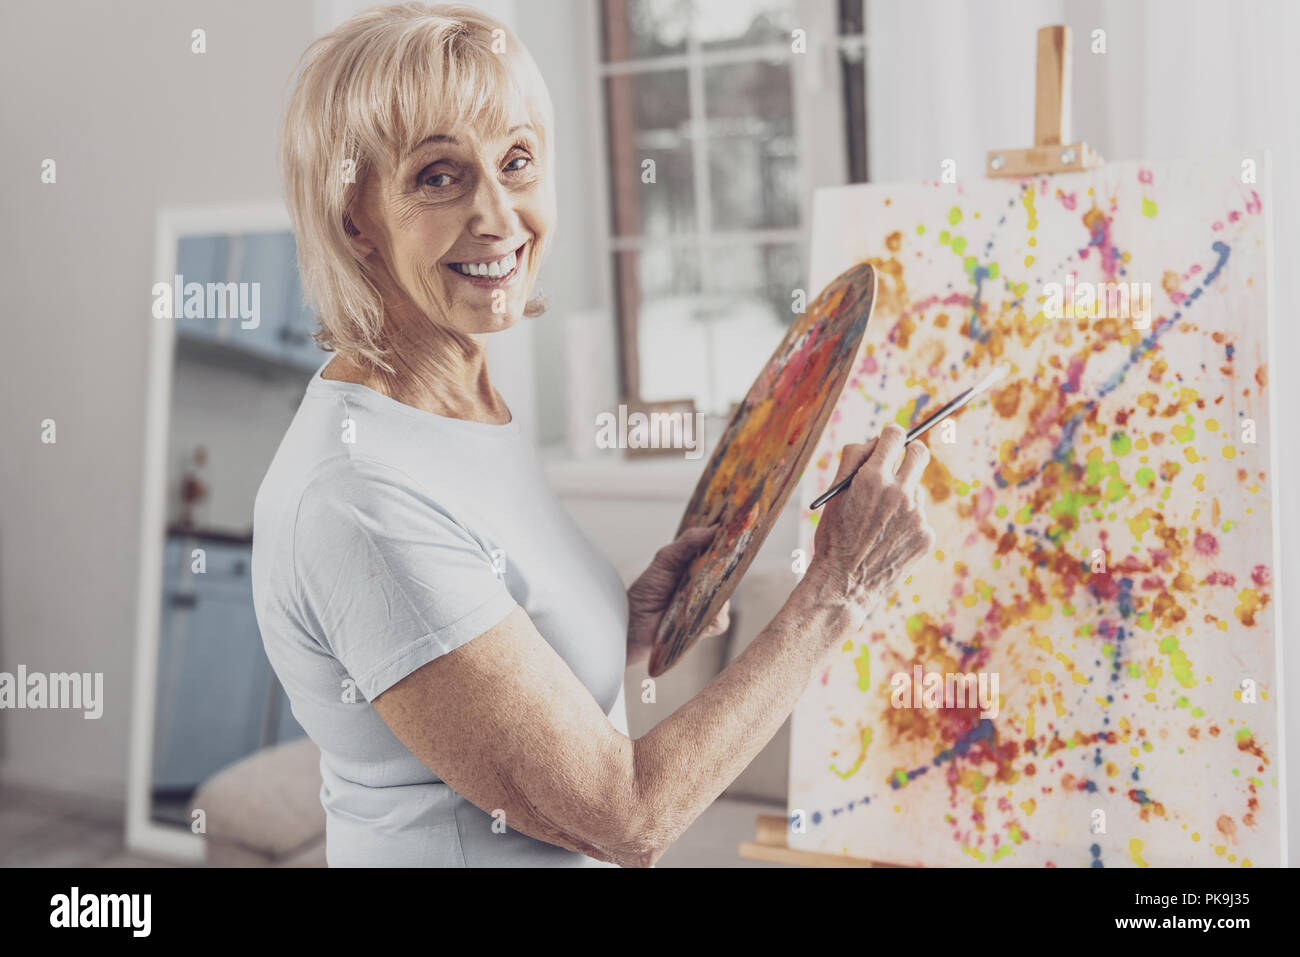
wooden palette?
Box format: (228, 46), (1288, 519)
(649, 262), (877, 676)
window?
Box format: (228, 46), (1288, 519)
(598, 0), (867, 414)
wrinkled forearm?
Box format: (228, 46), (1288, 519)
(622, 567), (859, 863)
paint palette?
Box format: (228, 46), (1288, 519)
(649, 262), (877, 677)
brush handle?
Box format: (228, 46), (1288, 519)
(808, 384), (979, 510)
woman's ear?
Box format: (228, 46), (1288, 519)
(344, 209), (376, 259)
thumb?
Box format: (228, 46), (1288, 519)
(659, 523), (719, 565)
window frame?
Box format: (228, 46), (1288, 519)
(587, 0), (868, 406)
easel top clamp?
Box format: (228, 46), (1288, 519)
(986, 24), (1104, 178)
(739, 23), (1103, 870)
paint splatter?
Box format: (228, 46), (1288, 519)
(791, 157), (1279, 868)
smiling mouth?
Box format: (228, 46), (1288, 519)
(445, 243), (526, 286)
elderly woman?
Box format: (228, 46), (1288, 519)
(254, 2), (934, 868)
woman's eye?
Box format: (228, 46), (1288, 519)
(422, 171), (453, 188)
(505, 156), (530, 172)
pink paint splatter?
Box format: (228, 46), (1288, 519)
(1194, 531), (1220, 556)
(1251, 564), (1272, 587)
(1064, 356), (1085, 394)
(1138, 168), (1154, 185)
(1205, 570), (1236, 587)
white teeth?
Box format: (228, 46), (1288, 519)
(453, 248), (519, 278)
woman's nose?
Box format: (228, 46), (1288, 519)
(466, 175), (519, 239)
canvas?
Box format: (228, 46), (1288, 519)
(790, 156), (1284, 867)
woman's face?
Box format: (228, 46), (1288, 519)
(351, 113), (553, 336)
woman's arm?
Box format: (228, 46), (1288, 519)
(371, 424), (933, 866)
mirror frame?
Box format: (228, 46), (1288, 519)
(126, 202), (294, 860)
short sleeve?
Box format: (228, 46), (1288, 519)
(292, 459), (518, 700)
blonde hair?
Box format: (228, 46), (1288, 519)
(280, 2), (554, 375)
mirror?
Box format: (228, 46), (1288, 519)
(128, 205), (322, 858)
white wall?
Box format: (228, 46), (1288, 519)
(0, 0), (318, 802)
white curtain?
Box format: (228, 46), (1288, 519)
(867, 0), (1299, 863)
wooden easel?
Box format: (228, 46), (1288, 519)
(738, 814), (907, 867)
(987, 25), (1104, 178)
(738, 24), (1102, 869)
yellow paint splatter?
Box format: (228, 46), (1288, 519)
(1129, 838), (1149, 867)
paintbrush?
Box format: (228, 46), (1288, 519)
(809, 362), (1011, 510)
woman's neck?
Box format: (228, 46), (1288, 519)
(322, 325), (512, 426)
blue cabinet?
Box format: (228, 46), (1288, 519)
(152, 536), (304, 794)
(172, 230), (326, 373)
(281, 252), (329, 372)
(173, 235), (230, 344)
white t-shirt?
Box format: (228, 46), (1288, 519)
(252, 359), (630, 867)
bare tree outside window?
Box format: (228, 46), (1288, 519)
(599, 0), (867, 414)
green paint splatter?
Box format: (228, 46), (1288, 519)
(854, 644), (871, 691)
(1158, 636), (1197, 688)
(1104, 477), (1130, 502)
(1142, 197), (1158, 218)
(915, 224), (926, 235)
(895, 399), (917, 427)
(1111, 432), (1132, 457)
(948, 206), (962, 225)
(993, 843), (1013, 861)
(1135, 467), (1156, 489)
(830, 727), (872, 780)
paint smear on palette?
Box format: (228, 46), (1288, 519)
(649, 263), (877, 677)
(790, 156), (1283, 867)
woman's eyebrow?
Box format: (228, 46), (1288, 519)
(410, 124), (534, 153)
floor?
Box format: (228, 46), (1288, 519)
(0, 787), (173, 868)
(0, 786), (789, 868)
